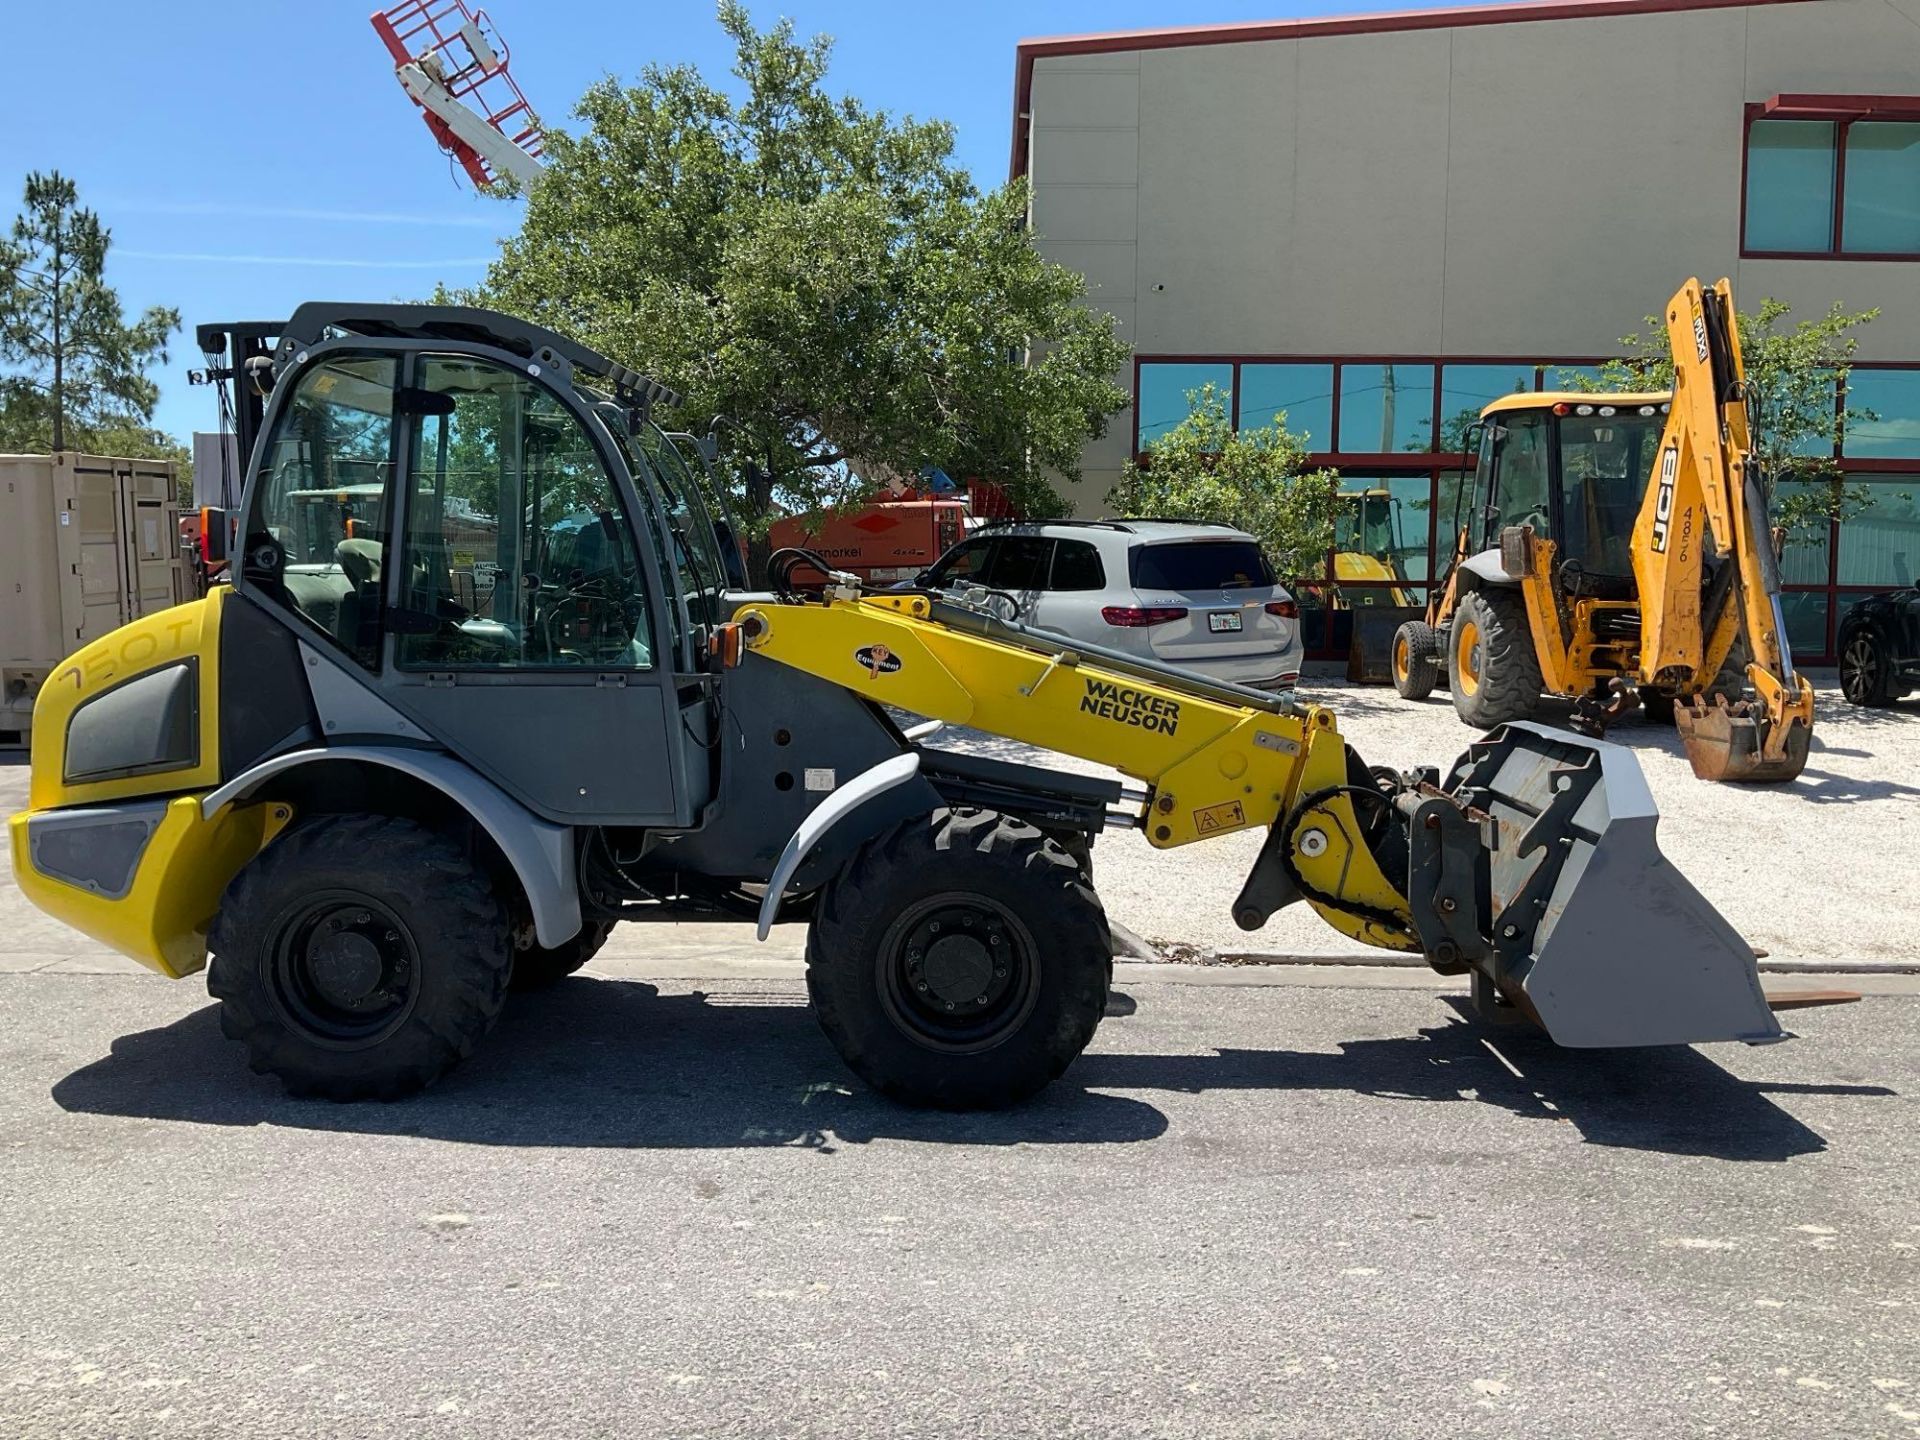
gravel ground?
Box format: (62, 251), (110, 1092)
(930, 670), (1920, 967)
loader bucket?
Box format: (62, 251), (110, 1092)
(1674, 695), (1813, 783)
(1433, 722), (1783, 1048)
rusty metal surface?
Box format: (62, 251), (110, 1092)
(1675, 696), (1813, 783)
(1762, 988), (1862, 1012)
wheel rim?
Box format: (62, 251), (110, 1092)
(1456, 619), (1482, 696)
(875, 893), (1040, 1055)
(1842, 635), (1879, 702)
(1392, 634), (1410, 683)
(265, 891), (421, 1048)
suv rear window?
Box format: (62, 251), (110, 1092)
(1129, 539), (1274, 591)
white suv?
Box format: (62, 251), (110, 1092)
(919, 520), (1302, 692)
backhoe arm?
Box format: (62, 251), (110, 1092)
(1631, 278), (1816, 781)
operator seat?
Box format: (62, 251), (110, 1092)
(333, 538), (386, 652)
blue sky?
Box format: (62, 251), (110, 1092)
(3, 0), (1463, 443)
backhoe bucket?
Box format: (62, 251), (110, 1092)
(1674, 695), (1813, 783)
(1423, 723), (1782, 1047)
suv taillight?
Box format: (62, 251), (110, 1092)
(1265, 600), (1299, 618)
(1102, 605), (1189, 627)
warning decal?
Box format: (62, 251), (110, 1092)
(1193, 801), (1246, 835)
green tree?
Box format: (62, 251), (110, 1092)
(0, 172), (180, 452)
(477, 2), (1129, 551)
(1565, 297), (1880, 536)
(1110, 384), (1341, 578)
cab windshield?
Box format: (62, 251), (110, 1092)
(1556, 411), (1667, 577)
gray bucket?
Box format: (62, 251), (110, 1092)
(1441, 722), (1783, 1048)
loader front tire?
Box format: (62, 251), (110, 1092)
(1391, 621), (1443, 700)
(807, 808), (1109, 1110)
(207, 815), (512, 1100)
(1448, 588), (1541, 728)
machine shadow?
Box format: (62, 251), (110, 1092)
(1074, 998), (1890, 1161)
(53, 980), (1887, 1162)
(49, 978), (1172, 1152)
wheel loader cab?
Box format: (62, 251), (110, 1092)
(234, 316), (716, 827)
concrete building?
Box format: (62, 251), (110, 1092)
(1014, 0), (1920, 661)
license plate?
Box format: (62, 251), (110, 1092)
(1208, 610), (1243, 633)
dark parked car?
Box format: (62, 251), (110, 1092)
(1838, 587), (1920, 706)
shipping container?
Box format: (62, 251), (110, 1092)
(1, 453), (193, 746)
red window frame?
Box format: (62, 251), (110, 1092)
(1739, 96), (1920, 262)
(1129, 355), (1920, 665)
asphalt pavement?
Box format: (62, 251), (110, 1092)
(2, 966), (1914, 1439)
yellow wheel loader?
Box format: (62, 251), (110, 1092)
(1392, 279), (1816, 783)
(6, 303), (1839, 1106)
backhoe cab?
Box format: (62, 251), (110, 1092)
(1392, 279), (1816, 783)
(8, 299), (1831, 1108)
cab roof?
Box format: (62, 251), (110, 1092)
(1479, 390), (1672, 419)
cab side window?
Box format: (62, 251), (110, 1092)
(248, 354), (398, 669)
(1492, 411), (1551, 535)
(396, 356), (654, 672)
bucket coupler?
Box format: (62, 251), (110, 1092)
(1397, 723), (1783, 1047)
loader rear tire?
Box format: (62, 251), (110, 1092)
(807, 808), (1109, 1110)
(207, 815), (512, 1100)
(1448, 588), (1541, 728)
(1391, 621), (1442, 701)
(510, 920), (614, 990)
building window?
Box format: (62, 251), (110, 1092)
(1338, 363), (1434, 453)
(1127, 353), (1919, 664)
(1837, 479), (1920, 588)
(1844, 368), (1920, 458)
(1439, 365), (1534, 451)
(1780, 592), (1832, 658)
(1775, 479), (1833, 586)
(1842, 123), (1920, 254)
(1137, 362), (1232, 446)
(1745, 119), (1838, 252)
(1238, 364), (1334, 448)
(1744, 107), (1920, 257)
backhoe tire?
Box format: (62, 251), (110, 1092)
(207, 815), (512, 1100)
(1391, 621), (1443, 701)
(510, 920), (614, 990)
(807, 807), (1109, 1110)
(1639, 688), (1677, 726)
(1448, 588), (1541, 729)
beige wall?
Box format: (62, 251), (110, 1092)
(1025, 0), (1920, 510)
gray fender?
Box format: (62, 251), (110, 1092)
(200, 746), (582, 948)
(756, 752), (922, 941)
(1457, 548), (1521, 587)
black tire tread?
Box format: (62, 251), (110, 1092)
(1840, 627), (1898, 707)
(807, 807), (1109, 1110)
(207, 814), (511, 1100)
(1393, 621), (1443, 701)
(1449, 588), (1542, 728)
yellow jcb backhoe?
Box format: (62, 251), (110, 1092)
(1391, 279), (1817, 782)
